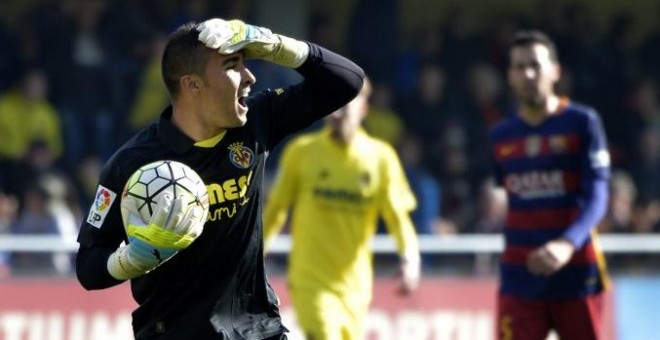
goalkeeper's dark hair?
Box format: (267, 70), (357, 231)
(508, 30), (559, 63)
(161, 22), (211, 100)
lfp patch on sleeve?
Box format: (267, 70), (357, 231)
(87, 185), (117, 229)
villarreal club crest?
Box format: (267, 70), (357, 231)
(228, 142), (254, 169)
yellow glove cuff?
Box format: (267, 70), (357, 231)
(268, 34), (309, 68)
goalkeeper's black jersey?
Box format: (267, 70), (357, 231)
(76, 44), (364, 339)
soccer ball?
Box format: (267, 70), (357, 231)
(122, 160), (209, 224)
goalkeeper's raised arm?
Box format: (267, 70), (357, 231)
(196, 18), (365, 144)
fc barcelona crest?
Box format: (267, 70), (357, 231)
(228, 142), (254, 169)
(525, 135), (542, 157)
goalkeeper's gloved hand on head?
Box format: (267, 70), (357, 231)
(197, 18), (309, 68)
(107, 193), (205, 280)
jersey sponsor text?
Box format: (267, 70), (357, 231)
(505, 170), (566, 199)
(206, 171), (253, 221)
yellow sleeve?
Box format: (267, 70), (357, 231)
(263, 142), (299, 252)
(378, 143), (419, 258)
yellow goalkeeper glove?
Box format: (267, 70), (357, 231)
(197, 18), (309, 68)
(107, 193), (206, 280)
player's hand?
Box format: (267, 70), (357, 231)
(107, 193), (205, 280)
(197, 18), (309, 68)
(197, 18), (277, 55)
(526, 239), (575, 276)
(396, 254), (421, 295)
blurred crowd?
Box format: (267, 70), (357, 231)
(1, 0), (660, 276)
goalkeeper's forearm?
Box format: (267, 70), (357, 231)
(76, 245), (127, 290)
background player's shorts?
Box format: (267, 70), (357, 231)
(497, 293), (603, 340)
(291, 289), (368, 340)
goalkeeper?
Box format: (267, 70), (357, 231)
(75, 18), (364, 339)
(264, 77), (421, 340)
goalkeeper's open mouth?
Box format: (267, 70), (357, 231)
(237, 89), (250, 112)
(238, 96), (247, 109)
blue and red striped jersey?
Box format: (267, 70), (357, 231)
(489, 99), (610, 299)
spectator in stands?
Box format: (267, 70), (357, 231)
(437, 120), (476, 231)
(631, 196), (660, 234)
(600, 172), (660, 271)
(54, 0), (123, 167)
(0, 69), (63, 162)
(73, 154), (104, 216)
(397, 132), (445, 270)
(439, 4), (484, 108)
(630, 127), (660, 201)
(126, 33), (169, 134)
(605, 77), (648, 169)
(0, 183), (18, 278)
(470, 178), (508, 275)
(470, 178), (507, 234)
(18, 141), (83, 222)
(363, 81), (405, 146)
(462, 63), (508, 178)
(394, 26), (443, 97)
(598, 170), (637, 234)
(11, 174), (78, 276)
(0, 69), (64, 198)
(397, 62), (448, 153)
(398, 132), (443, 236)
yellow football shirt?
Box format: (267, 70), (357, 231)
(264, 127), (418, 302)
(0, 90), (63, 160)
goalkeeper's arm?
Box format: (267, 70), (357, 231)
(76, 244), (125, 290)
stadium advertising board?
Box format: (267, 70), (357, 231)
(0, 278), (614, 340)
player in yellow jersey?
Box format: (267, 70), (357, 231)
(264, 78), (421, 340)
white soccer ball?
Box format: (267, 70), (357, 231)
(122, 160), (209, 224)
